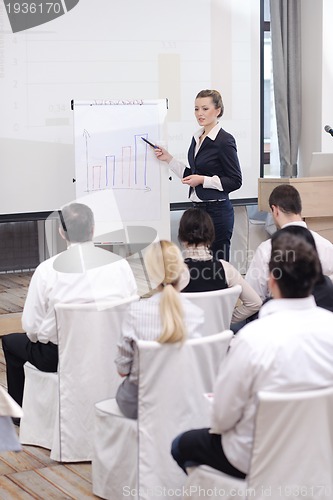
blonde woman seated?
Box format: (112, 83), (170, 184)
(115, 240), (204, 419)
(178, 208), (262, 323)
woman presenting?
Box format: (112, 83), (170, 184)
(155, 89), (242, 261)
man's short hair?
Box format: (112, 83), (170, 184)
(268, 185), (302, 214)
(60, 203), (94, 243)
(269, 231), (320, 298)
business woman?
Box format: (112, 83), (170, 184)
(155, 89), (242, 261)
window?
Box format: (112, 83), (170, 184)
(262, 0), (280, 177)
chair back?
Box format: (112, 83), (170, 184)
(0, 386), (23, 453)
(183, 386), (333, 499)
(52, 296), (138, 461)
(248, 387), (333, 498)
(183, 285), (241, 335)
(136, 330), (233, 497)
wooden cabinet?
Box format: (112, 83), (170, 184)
(258, 177), (333, 242)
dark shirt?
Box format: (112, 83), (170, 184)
(313, 275), (333, 312)
(182, 258), (228, 293)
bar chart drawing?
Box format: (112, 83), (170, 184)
(106, 155), (115, 187)
(82, 133), (152, 192)
(73, 100), (167, 222)
(92, 165), (103, 191)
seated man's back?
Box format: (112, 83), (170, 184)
(171, 230), (333, 479)
(2, 202), (137, 409)
(212, 298), (333, 473)
(246, 184), (333, 300)
(23, 245), (137, 344)
(246, 224), (333, 300)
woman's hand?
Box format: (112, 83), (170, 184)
(154, 146), (173, 163)
(182, 175), (204, 187)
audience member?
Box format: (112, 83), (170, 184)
(246, 184), (333, 300)
(171, 232), (333, 478)
(2, 203), (137, 410)
(115, 240), (203, 419)
(178, 208), (261, 323)
(271, 225), (333, 312)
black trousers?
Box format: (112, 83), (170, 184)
(171, 428), (246, 479)
(2, 333), (58, 407)
(193, 200), (234, 262)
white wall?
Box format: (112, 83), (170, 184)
(0, 0), (260, 216)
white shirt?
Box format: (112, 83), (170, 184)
(22, 242), (138, 344)
(211, 297), (333, 473)
(245, 221), (333, 300)
(168, 122), (224, 201)
(223, 260), (262, 323)
(115, 292), (204, 384)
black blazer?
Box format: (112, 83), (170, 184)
(184, 128), (242, 201)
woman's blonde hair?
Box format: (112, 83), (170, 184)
(144, 240), (187, 344)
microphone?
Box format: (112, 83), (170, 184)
(324, 125), (333, 137)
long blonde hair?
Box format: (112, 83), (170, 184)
(144, 240), (187, 344)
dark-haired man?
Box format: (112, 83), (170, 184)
(246, 184), (333, 300)
(2, 203), (137, 409)
(171, 232), (333, 478)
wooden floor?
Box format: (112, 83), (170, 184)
(0, 257), (150, 499)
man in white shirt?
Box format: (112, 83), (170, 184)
(245, 184), (333, 301)
(2, 203), (137, 409)
(171, 231), (333, 478)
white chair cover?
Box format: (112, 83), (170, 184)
(92, 330), (233, 500)
(0, 385), (23, 418)
(20, 363), (58, 449)
(183, 285), (241, 335)
(248, 387), (333, 499)
(20, 296), (138, 462)
(0, 385), (23, 453)
(93, 399), (138, 499)
(184, 386), (333, 500)
(184, 465), (246, 500)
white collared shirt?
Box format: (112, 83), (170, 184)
(245, 221), (333, 301)
(211, 296), (333, 473)
(22, 243), (138, 344)
(115, 292), (204, 384)
(168, 122), (223, 201)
